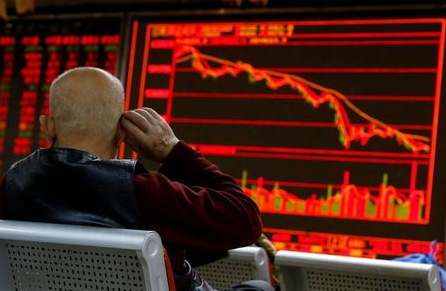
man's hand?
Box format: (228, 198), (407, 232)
(120, 108), (179, 162)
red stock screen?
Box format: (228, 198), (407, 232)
(124, 17), (446, 262)
(0, 16), (122, 172)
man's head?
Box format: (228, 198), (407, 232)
(40, 67), (125, 157)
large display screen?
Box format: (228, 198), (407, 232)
(0, 16), (122, 172)
(125, 16), (446, 262)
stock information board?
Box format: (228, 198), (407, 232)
(125, 17), (446, 262)
(0, 16), (122, 172)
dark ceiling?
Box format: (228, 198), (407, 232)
(5, 0), (446, 16)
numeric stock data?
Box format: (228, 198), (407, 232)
(125, 17), (446, 262)
(0, 16), (122, 172)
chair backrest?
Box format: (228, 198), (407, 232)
(0, 220), (169, 291)
(195, 246), (271, 290)
(275, 250), (441, 291)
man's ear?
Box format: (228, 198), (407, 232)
(114, 121), (127, 148)
(39, 115), (56, 146)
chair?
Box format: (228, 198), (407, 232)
(195, 246), (271, 290)
(0, 220), (169, 291)
(275, 250), (441, 291)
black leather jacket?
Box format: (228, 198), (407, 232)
(4, 147), (145, 229)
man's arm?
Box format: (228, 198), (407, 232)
(121, 108), (262, 250)
(134, 141), (262, 250)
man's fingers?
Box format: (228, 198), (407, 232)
(122, 110), (150, 132)
(120, 116), (147, 143)
(134, 108), (155, 124)
(121, 107), (179, 162)
(142, 107), (159, 117)
(142, 107), (165, 122)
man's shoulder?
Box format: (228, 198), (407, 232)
(107, 159), (148, 175)
(7, 149), (46, 172)
(7, 148), (148, 176)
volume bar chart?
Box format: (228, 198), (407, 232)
(240, 168), (424, 223)
(126, 17), (446, 260)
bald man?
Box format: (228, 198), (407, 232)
(0, 67), (273, 291)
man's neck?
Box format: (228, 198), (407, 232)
(54, 141), (117, 159)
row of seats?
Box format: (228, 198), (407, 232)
(0, 220), (441, 291)
(200, 247), (441, 291)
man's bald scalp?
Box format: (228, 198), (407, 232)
(49, 67), (124, 145)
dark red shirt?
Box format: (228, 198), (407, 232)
(0, 141), (262, 251)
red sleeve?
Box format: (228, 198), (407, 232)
(134, 141), (262, 250)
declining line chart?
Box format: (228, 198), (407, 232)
(125, 18), (446, 259)
(174, 45), (430, 154)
